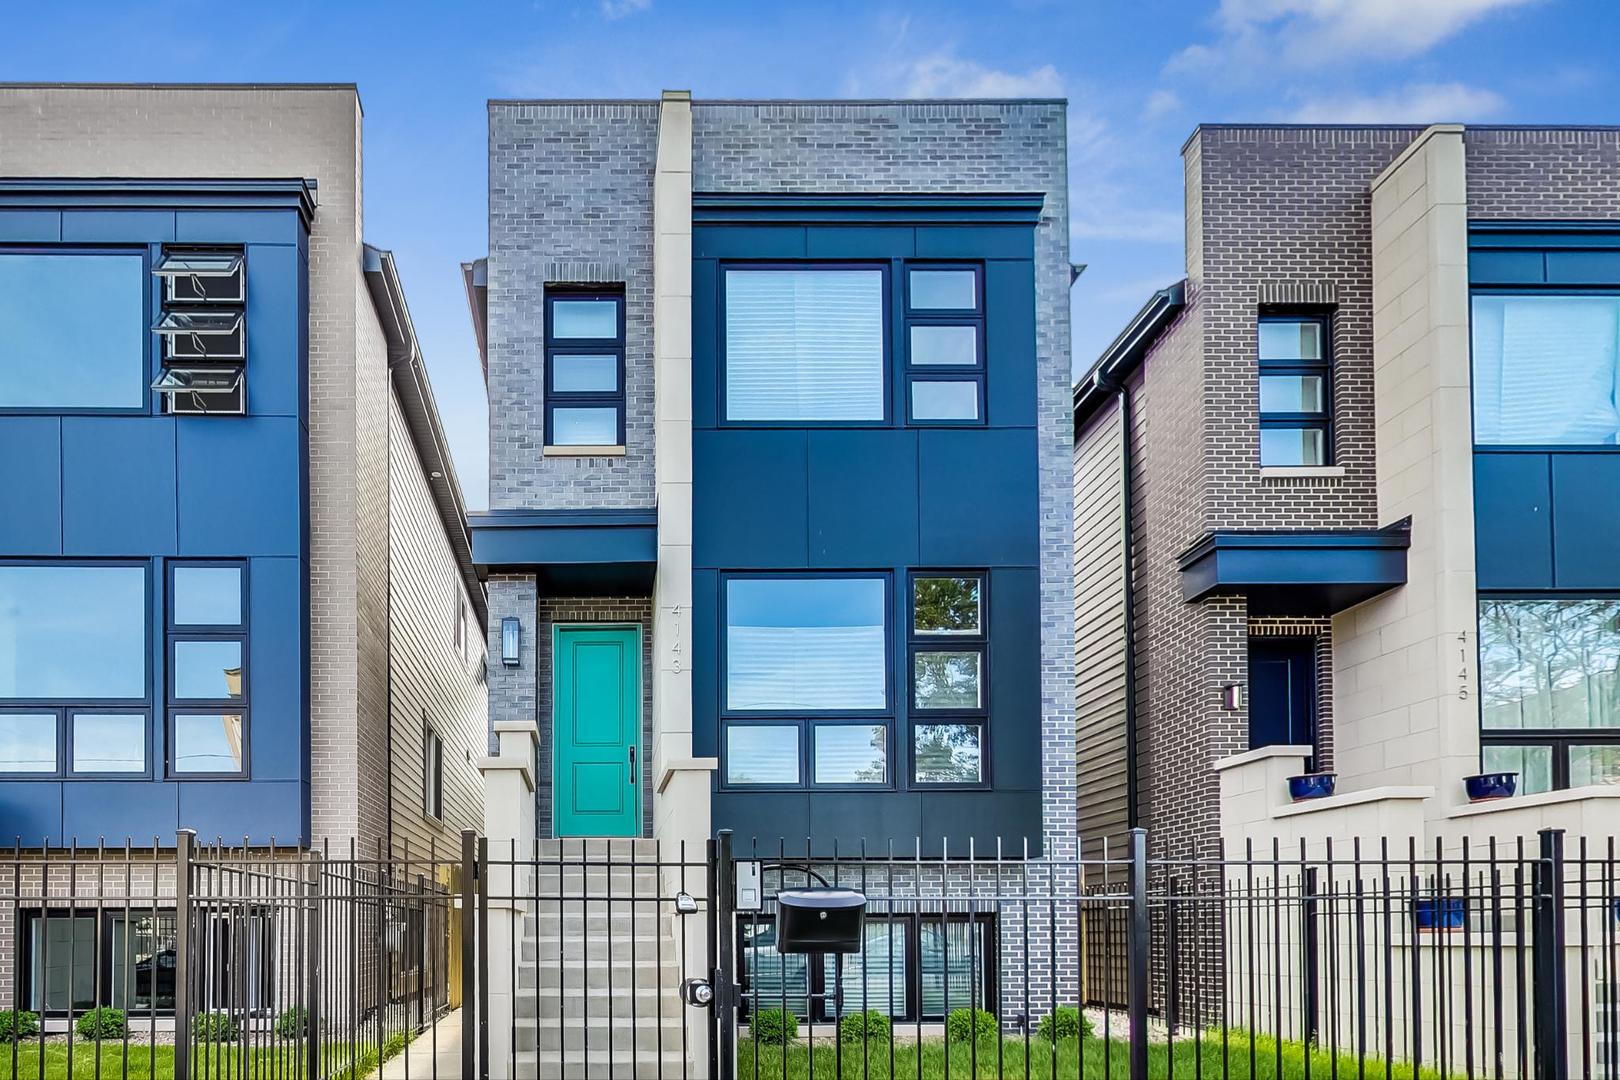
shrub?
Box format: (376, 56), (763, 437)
(274, 1006), (309, 1040)
(75, 1007), (125, 1040)
(838, 1009), (891, 1043)
(0, 1010), (39, 1043)
(946, 1007), (998, 1044)
(193, 1011), (239, 1043)
(1037, 1005), (1092, 1041)
(750, 1007), (798, 1044)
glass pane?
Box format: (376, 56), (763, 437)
(1259, 375), (1325, 414)
(0, 713), (56, 773)
(30, 916), (98, 1012)
(911, 380), (980, 421)
(0, 565), (147, 700)
(741, 921), (810, 1018)
(1570, 744), (1620, 787)
(725, 725), (799, 785)
(1471, 295), (1620, 445)
(909, 269), (977, 311)
(914, 577), (981, 635)
(726, 577), (887, 711)
(914, 651), (982, 710)
(1481, 744), (1553, 795)
(72, 713), (145, 773)
(551, 353), (619, 393)
(919, 920), (988, 1018)
(110, 913), (177, 1012)
(914, 725), (982, 784)
(725, 269), (885, 421)
(824, 922), (908, 1018)
(173, 640), (244, 701)
(1478, 599), (1620, 730)
(172, 713), (245, 773)
(1258, 319), (1323, 361)
(0, 254), (147, 408)
(909, 325), (978, 366)
(551, 407), (619, 446)
(550, 299), (619, 339)
(1259, 426), (1325, 466)
(812, 725), (886, 784)
(172, 566), (242, 626)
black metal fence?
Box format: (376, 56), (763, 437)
(0, 827), (1613, 1078)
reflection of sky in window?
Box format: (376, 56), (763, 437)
(72, 713), (145, 772)
(0, 254), (146, 409)
(813, 725), (885, 783)
(0, 713), (55, 772)
(173, 713), (243, 772)
(726, 578), (886, 710)
(173, 640), (243, 700)
(0, 566), (146, 699)
(173, 567), (242, 626)
(1472, 296), (1620, 445)
(725, 726), (797, 785)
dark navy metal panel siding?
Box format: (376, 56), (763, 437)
(693, 219), (1043, 855)
(1550, 454), (1620, 588)
(62, 418), (179, 555)
(0, 418), (61, 554)
(0, 210), (61, 243)
(1473, 454), (1552, 589)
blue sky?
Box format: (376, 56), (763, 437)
(5, 0), (1614, 508)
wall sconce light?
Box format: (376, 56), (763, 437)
(1221, 683), (1244, 711)
(501, 617), (521, 667)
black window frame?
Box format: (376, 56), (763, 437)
(165, 559), (249, 779)
(903, 263), (986, 427)
(423, 720), (444, 821)
(1257, 311), (1333, 467)
(735, 912), (997, 1024)
(19, 907), (180, 1018)
(543, 288), (626, 448)
(907, 571), (990, 789)
(1476, 591), (1620, 792)
(719, 571), (894, 793)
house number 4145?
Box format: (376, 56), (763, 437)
(1456, 631), (1470, 701)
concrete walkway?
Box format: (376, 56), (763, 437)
(375, 1009), (465, 1078)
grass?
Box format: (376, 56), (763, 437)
(0, 1027), (416, 1080)
(739, 1030), (1459, 1079)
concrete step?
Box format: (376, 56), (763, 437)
(531, 837), (663, 861)
(521, 930), (677, 964)
(513, 1015), (691, 1053)
(515, 983), (684, 1018)
(513, 1048), (692, 1080)
(517, 958), (683, 990)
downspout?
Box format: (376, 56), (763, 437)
(1116, 384), (1139, 829)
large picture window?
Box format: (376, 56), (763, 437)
(724, 576), (887, 713)
(723, 268), (886, 422)
(0, 252), (147, 411)
(1471, 294), (1620, 445)
(0, 564), (148, 701)
(1257, 314), (1332, 466)
(1478, 597), (1620, 793)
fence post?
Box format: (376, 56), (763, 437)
(1302, 866), (1320, 1047)
(305, 846), (323, 1080)
(1128, 827), (1149, 1080)
(1533, 828), (1569, 1080)
(715, 829), (737, 1080)
(460, 829), (478, 1078)
(477, 835), (491, 1080)
(174, 829), (194, 1080)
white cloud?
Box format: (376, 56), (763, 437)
(901, 53), (1064, 98)
(1142, 88), (1182, 121)
(1286, 80), (1505, 122)
(599, 0), (650, 19)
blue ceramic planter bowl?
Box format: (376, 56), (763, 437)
(1464, 772), (1518, 802)
(1415, 897), (1466, 930)
(1287, 772), (1336, 801)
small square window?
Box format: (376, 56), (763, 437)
(909, 325), (978, 366)
(1260, 426), (1327, 467)
(725, 725), (800, 786)
(172, 566), (243, 627)
(551, 407), (621, 446)
(910, 380), (980, 421)
(1259, 319), (1323, 361)
(550, 299), (620, 339)
(72, 713), (145, 774)
(913, 577), (982, 635)
(908, 269), (978, 311)
(0, 713), (56, 774)
(812, 724), (886, 785)
(1258, 375), (1325, 414)
(172, 640), (244, 701)
(550, 354), (619, 393)
(172, 712), (245, 774)
(914, 725), (982, 784)
(913, 650), (983, 710)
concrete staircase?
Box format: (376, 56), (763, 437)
(512, 839), (701, 1079)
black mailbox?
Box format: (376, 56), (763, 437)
(775, 888), (867, 954)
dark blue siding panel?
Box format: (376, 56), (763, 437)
(916, 791), (1043, 856)
(693, 260), (719, 430)
(984, 260), (1038, 428)
(61, 418), (178, 555)
(693, 225), (806, 260)
(714, 791), (809, 844)
(176, 418), (302, 555)
(62, 784), (178, 844)
(806, 226), (914, 259)
(918, 428), (1038, 566)
(1551, 454), (1620, 588)
(61, 210), (175, 243)
(915, 226), (1033, 259)
(177, 211), (299, 246)
(1473, 453), (1552, 589)
(0, 417), (62, 554)
(0, 210), (60, 242)
(179, 780), (302, 846)
(693, 430), (808, 567)
(244, 244), (301, 417)
(248, 557), (303, 782)
(692, 569), (719, 757)
(0, 786), (63, 847)
(986, 567), (1042, 791)
(1546, 250), (1620, 285)
(807, 429), (919, 567)
(1468, 250), (1544, 284)
(807, 791), (921, 852)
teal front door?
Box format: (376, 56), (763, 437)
(553, 625), (641, 837)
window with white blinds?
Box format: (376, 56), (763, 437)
(723, 269), (885, 421)
(1471, 294), (1620, 445)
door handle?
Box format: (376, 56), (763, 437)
(629, 746), (636, 785)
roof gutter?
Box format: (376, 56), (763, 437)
(1072, 280), (1186, 432)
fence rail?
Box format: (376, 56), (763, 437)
(0, 827), (1610, 1078)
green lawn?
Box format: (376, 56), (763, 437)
(739, 1031), (1457, 1080)
(0, 1031), (411, 1080)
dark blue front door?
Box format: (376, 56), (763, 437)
(1248, 637), (1316, 750)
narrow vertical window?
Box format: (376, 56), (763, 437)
(423, 723), (444, 819)
(909, 574), (987, 784)
(1258, 314), (1332, 466)
(168, 562), (248, 777)
(545, 290), (625, 448)
(905, 266), (985, 424)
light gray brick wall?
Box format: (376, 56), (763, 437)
(486, 102), (659, 511)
